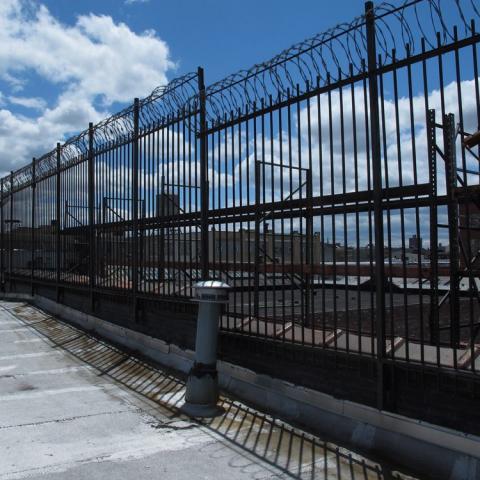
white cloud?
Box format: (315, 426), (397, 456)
(9, 96), (46, 110)
(2, 72), (26, 92)
(0, 0), (174, 174)
(124, 0), (150, 4)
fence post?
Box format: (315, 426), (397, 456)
(0, 178), (4, 291)
(443, 113), (460, 350)
(427, 110), (439, 344)
(88, 123), (95, 311)
(31, 157), (36, 296)
(56, 143), (61, 302)
(159, 175), (165, 283)
(198, 67), (209, 280)
(254, 160), (260, 321)
(9, 172), (13, 291)
(132, 98), (140, 321)
(305, 169), (313, 327)
(365, 1), (386, 410)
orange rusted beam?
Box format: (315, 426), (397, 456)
(464, 130), (480, 149)
(127, 260), (451, 278)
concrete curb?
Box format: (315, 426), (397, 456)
(3, 293), (479, 480)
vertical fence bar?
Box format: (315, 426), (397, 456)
(0, 179), (3, 291)
(254, 160), (260, 321)
(9, 172), (13, 291)
(88, 123), (95, 310)
(56, 143), (61, 302)
(366, 1), (386, 409)
(198, 67), (209, 280)
(305, 169), (313, 327)
(132, 98), (140, 320)
(31, 158), (36, 296)
(159, 175), (165, 283)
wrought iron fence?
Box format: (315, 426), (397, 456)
(1, 0), (480, 411)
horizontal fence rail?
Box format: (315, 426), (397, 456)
(1, 0), (480, 429)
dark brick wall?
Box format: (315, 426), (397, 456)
(10, 278), (199, 350)
(388, 364), (480, 434)
(219, 332), (379, 408)
(219, 332), (480, 436)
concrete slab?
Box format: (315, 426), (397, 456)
(0, 300), (417, 480)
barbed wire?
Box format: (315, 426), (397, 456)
(59, 71), (199, 164)
(1, 72), (199, 194)
(2, 0), (479, 194)
(202, 0), (479, 122)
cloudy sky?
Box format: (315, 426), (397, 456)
(1, 0), (478, 249)
(0, 0), (371, 175)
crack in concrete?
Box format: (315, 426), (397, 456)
(0, 409), (132, 431)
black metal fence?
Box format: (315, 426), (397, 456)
(2, 0), (480, 417)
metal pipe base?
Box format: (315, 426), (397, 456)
(182, 363), (224, 418)
(182, 281), (230, 418)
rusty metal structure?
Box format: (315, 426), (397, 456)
(1, 0), (480, 432)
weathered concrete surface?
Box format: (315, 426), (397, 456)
(0, 300), (416, 480)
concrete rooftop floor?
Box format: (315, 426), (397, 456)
(0, 300), (418, 480)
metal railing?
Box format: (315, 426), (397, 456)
(1, 0), (480, 416)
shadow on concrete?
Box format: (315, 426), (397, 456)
(3, 301), (415, 480)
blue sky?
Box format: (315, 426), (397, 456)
(41, 0), (367, 85)
(0, 0), (373, 175)
(0, 0), (478, 248)
(0, 0), (475, 177)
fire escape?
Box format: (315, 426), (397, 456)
(428, 109), (480, 357)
